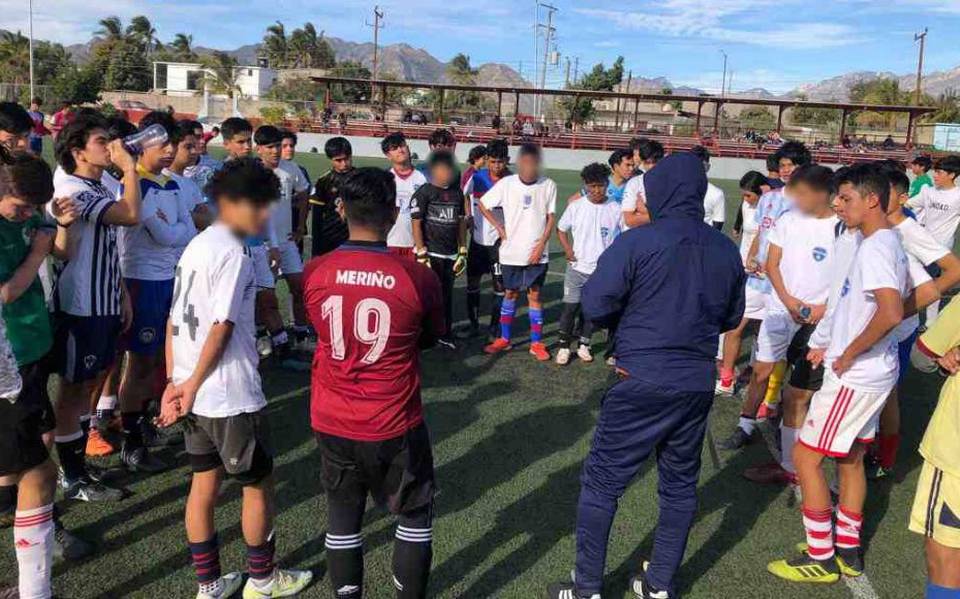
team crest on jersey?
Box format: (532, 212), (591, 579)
(600, 226), (610, 238)
(83, 355), (97, 370)
(523, 194), (533, 208)
(812, 247), (827, 262)
(139, 327), (156, 345)
(841, 278), (850, 297)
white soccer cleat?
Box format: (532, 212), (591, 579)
(577, 344), (594, 363)
(242, 568), (313, 598)
(196, 572), (243, 599)
(715, 379), (735, 396)
(556, 348), (572, 365)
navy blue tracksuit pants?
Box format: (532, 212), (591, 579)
(575, 376), (714, 595)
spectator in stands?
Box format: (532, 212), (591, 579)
(26, 99), (50, 156)
(910, 156), (934, 198)
(883, 134), (897, 150)
(492, 114), (501, 131)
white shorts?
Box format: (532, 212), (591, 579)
(755, 310), (803, 363)
(251, 246), (276, 289)
(744, 286), (768, 321)
(798, 371), (889, 457)
(277, 240), (303, 276)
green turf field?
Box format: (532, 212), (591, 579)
(0, 149), (937, 598)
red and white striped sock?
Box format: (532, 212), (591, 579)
(14, 503), (54, 599)
(835, 506), (863, 550)
(802, 506), (834, 561)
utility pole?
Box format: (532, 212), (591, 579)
(719, 49), (728, 98)
(564, 57), (571, 87)
(28, 0), (35, 100)
(915, 27), (928, 105)
(366, 6), (385, 81)
(535, 2), (558, 119)
(727, 70), (733, 95)
(573, 57), (579, 86)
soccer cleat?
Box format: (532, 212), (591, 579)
(484, 338), (512, 354)
(142, 417), (183, 448)
(719, 427), (753, 450)
(794, 544), (864, 578)
(545, 582), (600, 599)
(530, 342), (551, 362)
(864, 456), (892, 481)
(437, 337), (457, 350)
(556, 347), (572, 365)
(606, 356), (617, 367)
(63, 477), (124, 502)
(715, 378), (735, 396)
(54, 524), (95, 561)
(197, 572), (244, 599)
(242, 568), (313, 598)
(743, 462), (798, 486)
(767, 553), (839, 584)
(577, 344), (594, 363)
(631, 561), (670, 599)
(121, 445), (170, 473)
(85, 428), (115, 457)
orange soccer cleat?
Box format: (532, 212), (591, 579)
(483, 337), (512, 355)
(85, 428), (115, 457)
(529, 342), (551, 362)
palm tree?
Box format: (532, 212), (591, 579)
(201, 51), (242, 98)
(262, 21), (288, 68)
(127, 16), (159, 53)
(0, 31), (30, 84)
(170, 33), (196, 61)
(95, 16), (125, 43)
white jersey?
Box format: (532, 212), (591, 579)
(557, 198), (622, 275)
(825, 228), (910, 392)
(739, 201), (759, 265)
(51, 174), (122, 317)
(621, 173), (646, 230)
(907, 185), (960, 249)
(171, 223), (265, 418)
(165, 169), (204, 213)
(480, 174), (557, 266)
(119, 168), (196, 281)
(893, 216), (948, 341)
(703, 182), (725, 226)
(279, 159), (311, 195)
(463, 170), (504, 247)
(386, 167), (427, 248)
(269, 164), (306, 242)
(54, 165), (120, 199)
(766, 211), (839, 311)
(810, 226), (861, 350)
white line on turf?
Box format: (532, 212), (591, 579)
(754, 417), (880, 599)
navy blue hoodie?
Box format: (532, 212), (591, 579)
(582, 153), (746, 393)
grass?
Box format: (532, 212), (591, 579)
(0, 149), (937, 597)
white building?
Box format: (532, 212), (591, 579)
(152, 61), (277, 99)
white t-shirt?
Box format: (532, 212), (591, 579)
(810, 227), (862, 350)
(825, 228), (910, 392)
(386, 167), (427, 248)
(119, 170), (197, 281)
(893, 216), (947, 341)
(739, 201), (759, 265)
(480, 174), (557, 266)
(703, 182), (725, 226)
(269, 165), (303, 242)
(557, 198), (622, 275)
(621, 173), (645, 230)
(165, 170), (204, 213)
(172, 223), (265, 418)
(907, 185), (960, 249)
(462, 171), (504, 247)
(278, 159), (311, 195)
(766, 211), (839, 311)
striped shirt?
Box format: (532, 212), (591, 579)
(51, 174), (122, 317)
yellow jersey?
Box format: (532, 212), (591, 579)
(916, 295), (960, 478)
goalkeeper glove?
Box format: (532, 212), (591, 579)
(453, 246), (468, 277)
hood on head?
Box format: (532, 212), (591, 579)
(643, 153), (707, 221)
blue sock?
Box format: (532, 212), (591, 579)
(500, 298), (516, 340)
(928, 582), (960, 598)
(529, 307), (544, 343)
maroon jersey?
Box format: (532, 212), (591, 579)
(304, 241), (445, 441)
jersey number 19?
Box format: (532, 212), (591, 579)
(321, 295), (391, 364)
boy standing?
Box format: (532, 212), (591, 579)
(382, 133), (427, 259)
(478, 143), (556, 362)
(309, 137), (352, 258)
(910, 156), (934, 198)
(606, 149), (633, 204)
(555, 163), (622, 365)
(158, 158), (312, 599)
(411, 151), (467, 350)
(907, 155), (960, 251)
(768, 164), (909, 584)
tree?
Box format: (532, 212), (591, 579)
(329, 61), (372, 102)
(738, 106), (775, 130)
(95, 16), (125, 43)
(288, 23), (335, 68)
(201, 51), (242, 98)
(169, 33), (197, 62)
(0, 31), (30, 85)
(559, 56), (625, 125)
(127, 16), (159, 53)
(789, 93), (840, 127)
(50, 65), (102, 104)
(925, 90), (960, 123)
(848, 78), (911, 128)
(262, 21), (289, 68)
(442, 53), (488, 112)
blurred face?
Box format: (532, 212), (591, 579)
(741, 189), (760, 206)
(223, 131), (252, 159)
(778, 158), (797, 183)
(174, 134), (200, 170)
(584, 181), (607, 203)
(487, 156), (507, 178)
(640, 158), (657, 172)
(933, 168), (957, 189)
(611, 157), (634, 181)
(385, 143), (410, 166)
(75, 128), (111, 170)
(473, 156), (487, 170)
(0, 195), (37, 222)
(431, 140), (455, 152)
(430, 163), (454, 188)
(886, 184), (908, 215)
(257, 142), (281, 169)
(330, 153), (352, 173)
(910, 163), (925, 176)
(281, 138), (296, 161)
(836, 182), (876, 229)
(194, 128), (206, 153)
(0, 129), (28, 152)
(516, 153), (540, 181)
(218, 196), (272, 237)
(789, 181), (830, 215)
(140, 139), (178, 173)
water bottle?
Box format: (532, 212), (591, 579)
(122, 124), (168, 155)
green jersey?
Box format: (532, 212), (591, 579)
(910, 172), (933, 198)
(0, 214), (53, 366)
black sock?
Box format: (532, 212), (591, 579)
(488, 295), (503, 332)
(79, 415), (91, 444)
(466, 289), (480, 326)
(0, 484), (16, 514)
(326, 496), (365, 599)
(122, 412), (145, 450)
(56, 436), (88, 482)
(393, 507), (433, 599)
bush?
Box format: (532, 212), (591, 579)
(259, 105), (287, 125)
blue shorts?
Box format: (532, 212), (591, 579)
(123, 278), (174, 355)
(898, 328), (920, 384)
(501, 263), (547, 291)
(55, 314), (121, 384)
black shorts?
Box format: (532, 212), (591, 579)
(502, 263), (547, 292)
(316, 422), (435, 516)
(184, 410), (274, 486)
(466, 240), (501, 280)
(0, 358), (55, 476)
(786, 323), (824, 392)
(54, 313), (121, 384)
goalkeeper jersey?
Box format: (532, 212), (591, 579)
(916, 294), (960, 478)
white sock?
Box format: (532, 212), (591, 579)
(199, 577), (223, 596)
(780, 425), (799, 474)
(14, 504), (54, 599)
(738, 416), (756, 435)
(96, 394), (117, 412)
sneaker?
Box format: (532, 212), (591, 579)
(715, 378), (735, 396)
(630, 561), (670, 598)
(530, 342), (550, 362)
(84, 462), (123, 485)
(437, 337), (457, 350)
(767, 552), (839, 584)
(718, 427), (753, 451)
(54, 524), (95, 561)
(865, 456), (892, 481)
(546, 582), (599, 599)
(556, 348), (572, 365)
(743, 462), (798, 485)
(577, 344), (594, 363)
(197, 572), (244, 599)
(85, 428), (115, 457)
(484, 338), (512, 354)
(793, 544), (863, 577)
(142, 418), (183, 448)
(63, 476), (124, 502)
(242, 568), (313, 598)
(121, 445), (169, 474)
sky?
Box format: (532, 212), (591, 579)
(4, 0), (960, 94)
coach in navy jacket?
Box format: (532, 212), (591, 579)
(559, 153), (745, 599)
